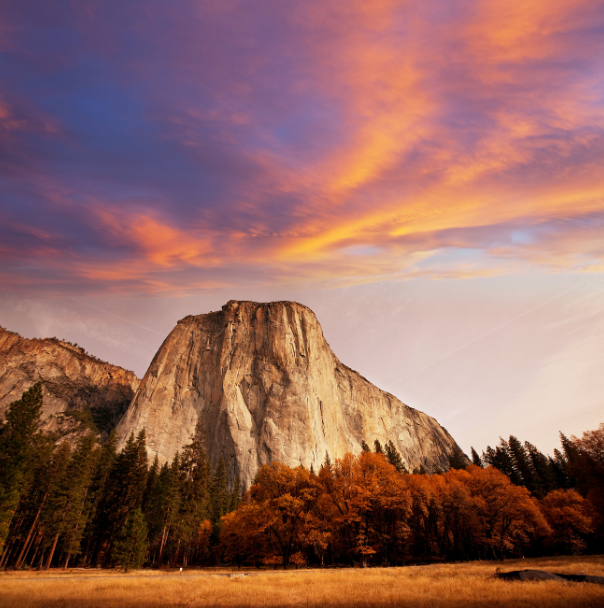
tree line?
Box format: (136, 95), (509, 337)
(0, 384), (239, 570)
(0, 383), (602, 569)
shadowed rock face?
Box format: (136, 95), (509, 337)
(116, 300), (461, 488)
(0, 327), (140, 441)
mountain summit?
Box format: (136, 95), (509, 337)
(116, 300), (461, 488)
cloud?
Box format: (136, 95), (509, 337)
(1, 0), (604, 294)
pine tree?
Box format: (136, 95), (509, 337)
(0, 383), (45, 554)
(525, 441), (557, 498)
(374, 439), (384, 454)
(211, 456), (230, 523)
(560, 432), (577, 462)
(385, 440), (407, 473)
(94, 430), (148, 565)
(37, 441), (73, 569)
(549, 449), (572, 489)
(508, 435), (540, 494)
(146, 455), (182, 566)
(3, 435), (63, 569)
(229, 476), (241, 512)
(36, 435), (98, 569)
(144, 455), (159, 510)
(484, 439), (522, 485)
(174, 426), (212, 566)
(59, 433), (99, 567)
(361, 440), (371, 453)
(113, 508), (148, 571)
(80, 431), (117, 566)
(470, 447), (483, 468)
(447, 445), (468, 470)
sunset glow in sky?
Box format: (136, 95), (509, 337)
(1, 1), (603, 455)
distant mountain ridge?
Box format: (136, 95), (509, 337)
(115, 300), (462, 489)
(0, 326), (139, 442)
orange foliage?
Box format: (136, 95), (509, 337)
(457, 466), (550, 557)
(220, 463), (320, 567)
(540, 489), (593, 554)
(320, 452), (410, 565)
(220, 454), (579, 567)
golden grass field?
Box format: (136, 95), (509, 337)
(1, 555), (603, 607)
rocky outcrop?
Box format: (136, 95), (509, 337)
(116, 300), (461, 489)
(0, 326), (140, 441)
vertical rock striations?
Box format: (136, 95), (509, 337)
(116, 301), (461, 488)
(0, 326), (140, 441)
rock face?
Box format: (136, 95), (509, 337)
(116, 300), (461, 488)
(0, 326), (140, 441)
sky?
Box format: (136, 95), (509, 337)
(1, 0), (603, 456)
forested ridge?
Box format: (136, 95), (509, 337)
(1, 384), (602, 570)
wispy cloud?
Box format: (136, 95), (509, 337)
(1, 0), (603, 294)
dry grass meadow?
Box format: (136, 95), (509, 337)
(1, 555), (604, 608)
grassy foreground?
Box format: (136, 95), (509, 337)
(1, 556), (603, 607)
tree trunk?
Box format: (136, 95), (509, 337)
(15, 492), (49, 568)
(37, 547), (46, 570)
(19, 527), (40, 569)
(45, 532), (60, 570)
(0, 539), (14, 568)
(29, 533), (43, 569)
(15, 523), (38, 569)
(81, 535), (93, 566)
(102, 541), (114, 568)
(158, 523), (170, 565)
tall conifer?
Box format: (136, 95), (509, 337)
(447, 445), (468, 470)
(385, 440), (407, 473)
(211, 456), (229, 523)
(508, 435), (540, 493)
(0, 383), (45, 554)
(470, 447), (483, 467)
(113, 508), (148, 571)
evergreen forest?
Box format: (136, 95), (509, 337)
(1, 384), (602, 570)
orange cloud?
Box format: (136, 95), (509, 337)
(2, 0), (604, 295)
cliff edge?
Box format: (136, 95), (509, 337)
(116, 300), (460, 488)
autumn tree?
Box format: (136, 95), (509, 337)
(540, 489), (593, 554)
(463, 465), (550, 558)
(221, 463), (320, 568)
(321, 452), (410, 566)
